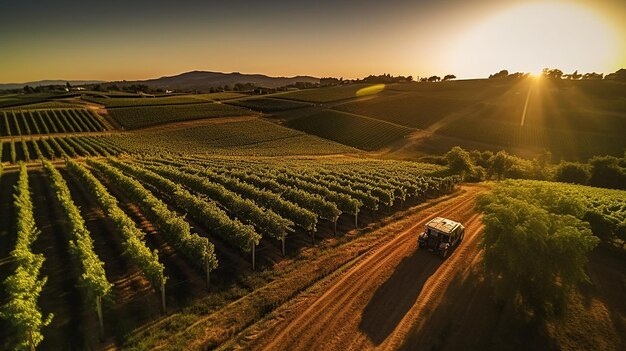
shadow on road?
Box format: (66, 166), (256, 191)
(359, 248), (444, 345)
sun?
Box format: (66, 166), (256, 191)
(447, 2), (622, 77)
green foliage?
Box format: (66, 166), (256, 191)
(106, 119), (355, 156)
(554, 161), (591, 184)
(0, 164), (53, 350)
(588, 155), (626, 190)
(87, 159), (217, 272)
(42, 160), (113, 302)
(108, 159), (260, 252)
(144, 163), (294, 240)
(478, 181), (600, 318)
(107, 102), (250, 129)
(0, 136), (122, 164)
(0, 108), (106, 137)
(66, 159), (166, 288)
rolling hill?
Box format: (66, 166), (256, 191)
(113, 71), (319, 90)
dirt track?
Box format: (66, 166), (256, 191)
(231, 185), (485, 351)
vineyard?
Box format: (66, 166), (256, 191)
(277, 84), (375, 103)
(0, 136), (124, 164)
(227, 97), (311, 112)
(0, 156), (458, 349)
(487, 179), (626, 246)
(286, 110), (414, 150)
(106, 118), (356, 156)
(0, 109), (109, 136)
(81, 92), (245, 108)
(105, 103), (251, 129)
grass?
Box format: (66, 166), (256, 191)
(286, 110), (414, 151)
(82, 92), (246, 108)
(106, 103), (251, 129)
(227, 97), (311, 112)
(107, 118), (357, 155)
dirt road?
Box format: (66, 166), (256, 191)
(232, 185), (485, 351)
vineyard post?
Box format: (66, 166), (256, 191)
(160, 277), (166, 313)
(355, 204), (358, 229)
(205, 255), (211, 290)
(281, 236), (285, 256)
(28, 329), (35, 351)
(251, 242), (256, 270)
(96, 295), (104, 339)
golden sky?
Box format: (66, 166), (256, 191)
(0, 0), (624, 82)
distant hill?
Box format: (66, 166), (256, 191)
(113, 71), (319, 90)
(0, 80), (105, 90)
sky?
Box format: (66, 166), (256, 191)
(0, 0), (624, 83)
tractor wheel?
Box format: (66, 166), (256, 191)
(440, 249), (448, 259)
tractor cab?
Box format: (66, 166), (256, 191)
(418, 217), (465, 259)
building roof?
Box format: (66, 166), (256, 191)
(426, 217), (461, 234)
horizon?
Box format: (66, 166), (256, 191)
(1, 0), (625, 83)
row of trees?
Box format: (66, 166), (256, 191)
(488, 68), (625, 81)
(443, 146), (626, 191)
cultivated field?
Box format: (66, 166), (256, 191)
(1, 109), (108, 136)
(0, 156), (457, 349)
(82, 92), (245, 108)
(107, 118), (357, 156)
(286, 110), (414, 151)
(227, 97), (311, 112)
(105, 103), (251, 129)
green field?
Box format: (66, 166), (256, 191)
(108, 118), (356, 155)
(0, 135), (123, 163)
(0, 109), (108, 136)
(227, 97), (311, 112)
(106, 102), (251, 129)
(286, 110), (414, 151)
(82, 92), (246, 108)
(277, 84), (376, 103)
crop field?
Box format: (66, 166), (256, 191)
(432, 79), (626, 159)
(491, 179), (626, 245)
(0, 155), (458, 349)
(82, 92), (246, 108)
(227, 97), (311, 112)
(107, 118), (357, 156)
(335, 93), (474, 129)
(286, 110), (414, 150)
(0, 109), (109, 136)
(0, 136), (124, 163)
(277, 84), (377, 103)
(105, 102), (251, 129)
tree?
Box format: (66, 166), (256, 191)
(443, 74), (456, 81)
(445, 146), (473, 176)
(582, 72), (603, 80)
(554, 162), (590, 184)
(564, 70), (581, 80)
(489, 70), (509, 79)
(427, 75), (440, 82)
(588, 156), (626, 190)
(478, 187), (600, 318)
(542, 68), (564, 79)
(419, 77), (428, 82)
(488, 151), (514, 180)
